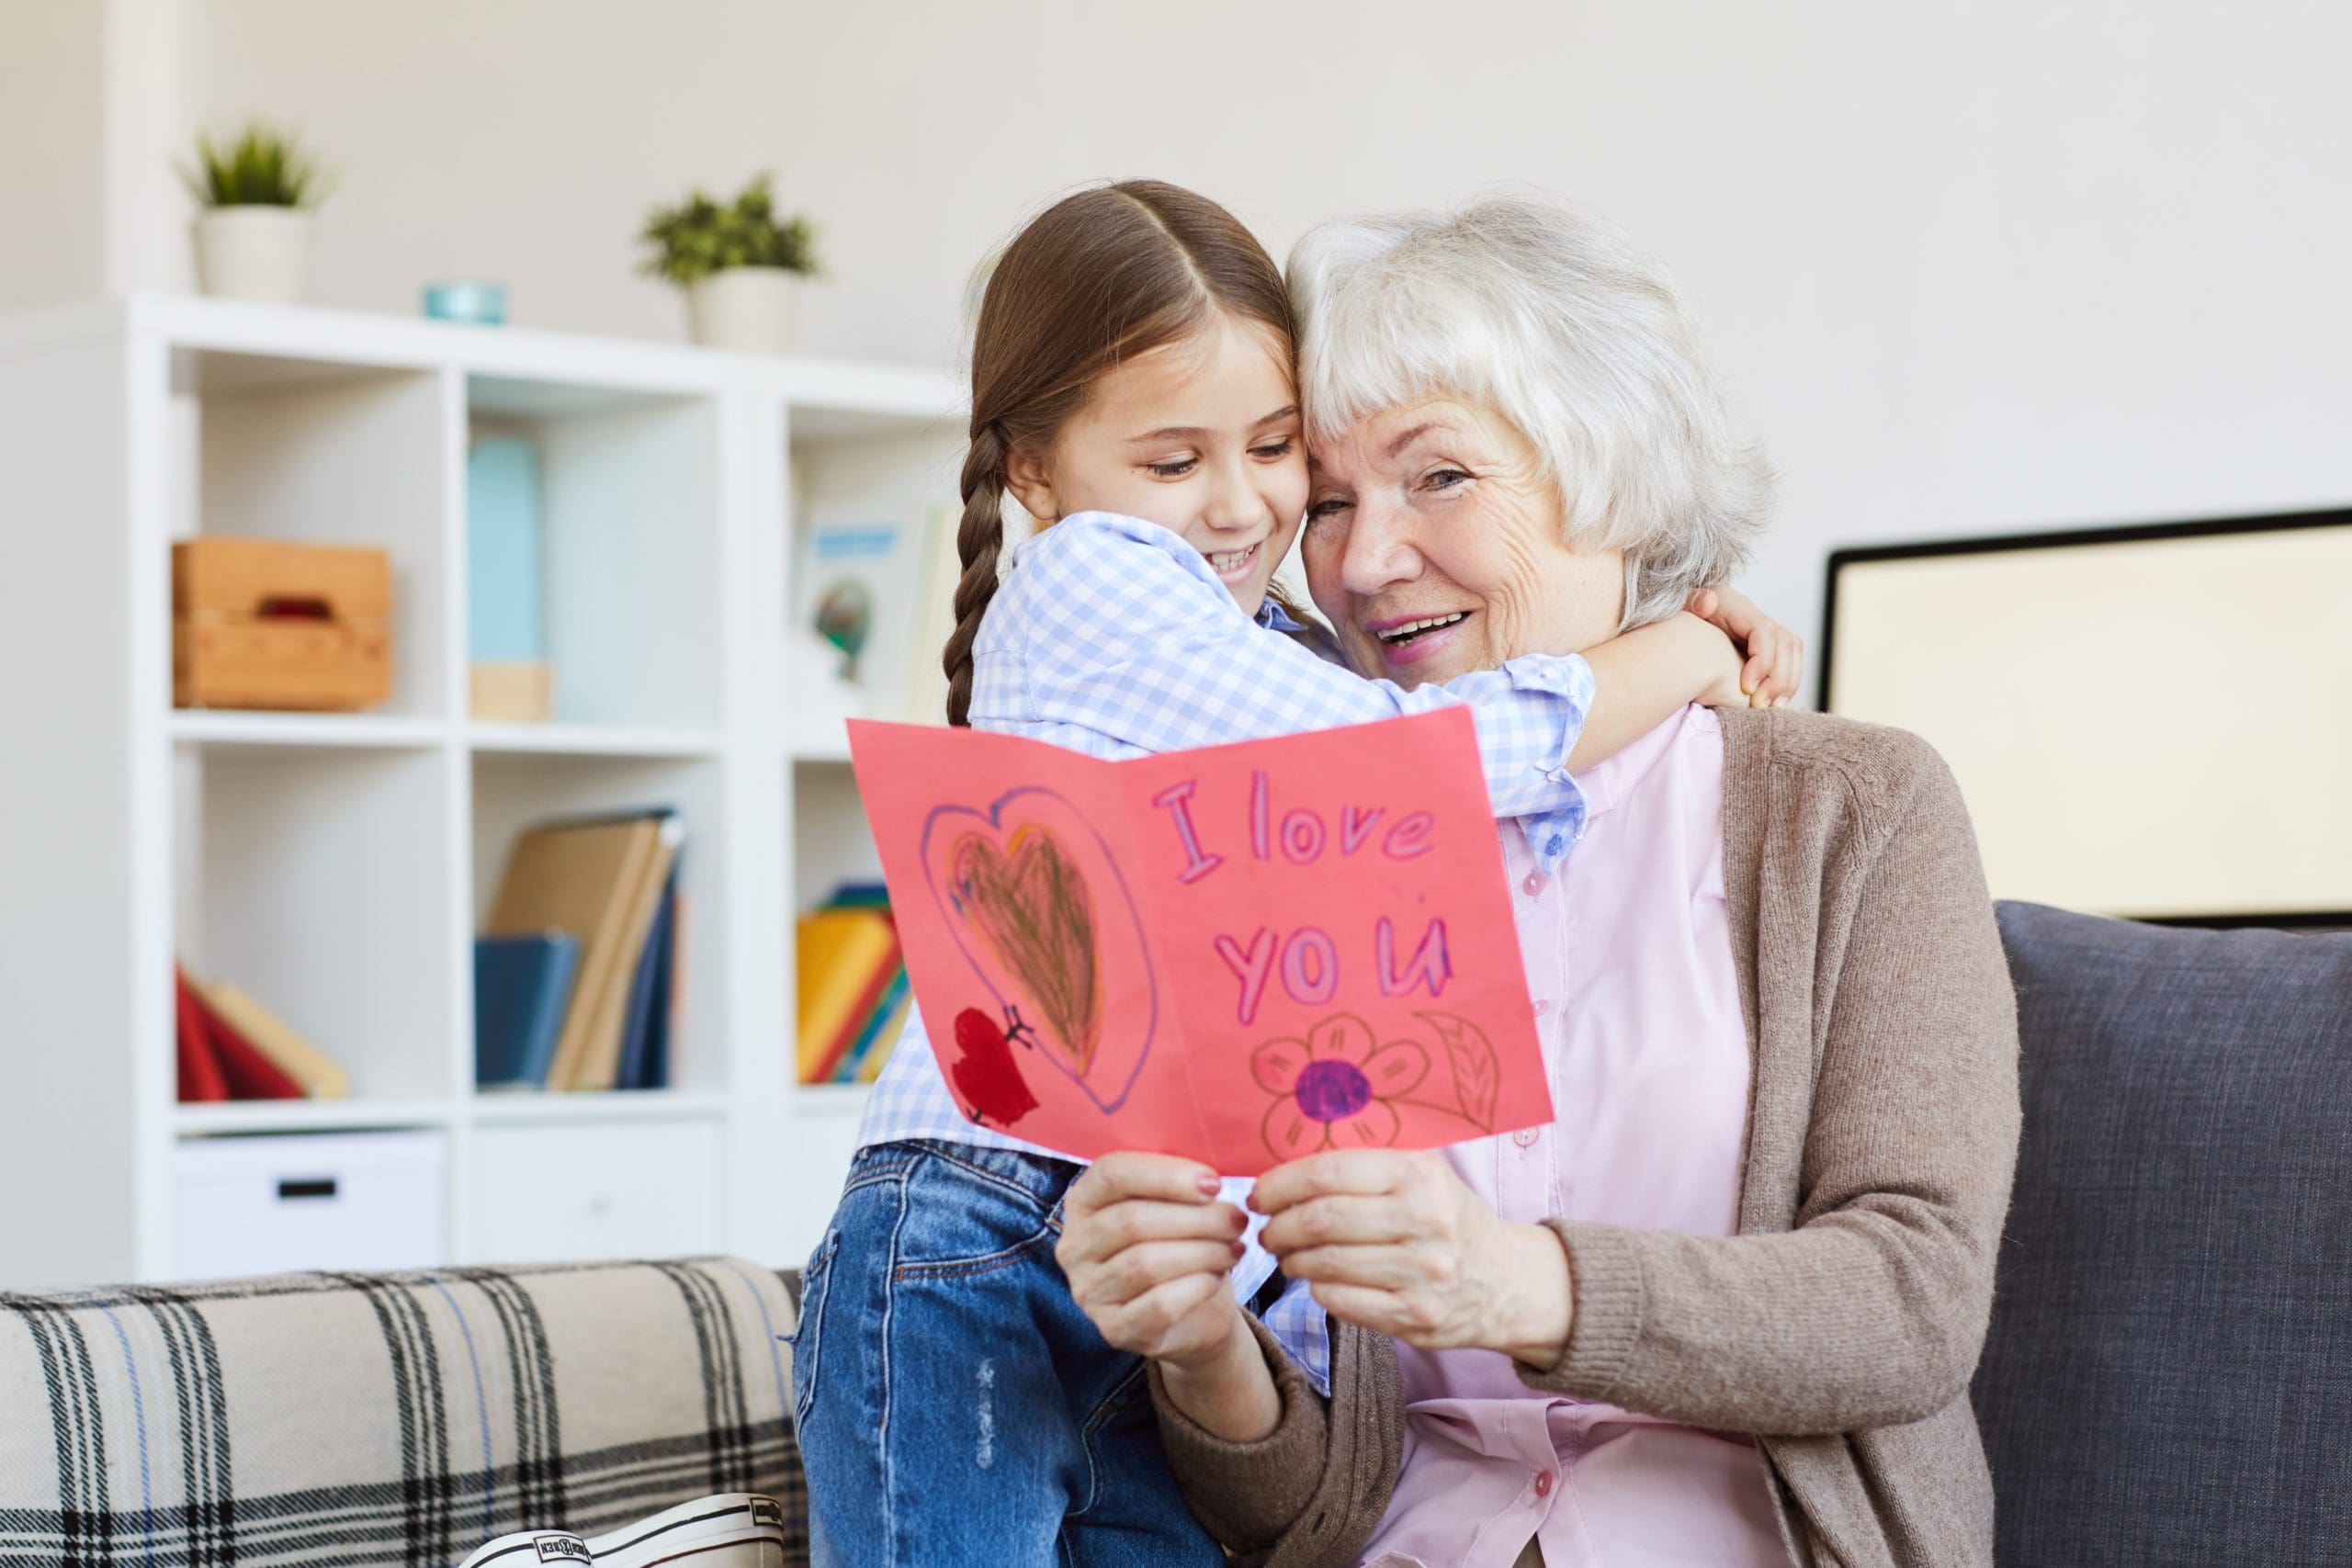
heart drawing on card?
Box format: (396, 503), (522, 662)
(951, 829), (1103, 1072)
(921, 786), (1157, 1116)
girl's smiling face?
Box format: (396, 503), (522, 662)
(1005, 314), (1307, 611)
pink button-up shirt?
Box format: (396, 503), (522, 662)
(1359, 705), (1785, 1568)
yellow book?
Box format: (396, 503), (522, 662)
(797, 908), (896, 1084)
(854, 983), (914, 1084)
(485, 816), (662, 1093)
(567, 817), (684, 1092)
(198, 979), (349, 1099)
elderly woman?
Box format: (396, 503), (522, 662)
(1054, 198), (2020, 1568)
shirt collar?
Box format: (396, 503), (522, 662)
(1254, 596), (1306, 634)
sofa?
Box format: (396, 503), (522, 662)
(0, 1258), (808, 1567)
(1971, 903), (2352, 1565)
(6, 904), (2347, 1566)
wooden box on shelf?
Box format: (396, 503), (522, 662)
(173, 536), (394, 711)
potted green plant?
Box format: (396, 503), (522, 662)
(181, 123), (333, 304)
(639, 174), (820, 352)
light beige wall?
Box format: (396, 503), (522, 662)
(29, 1), (2352, 647)
(0, 0), (107, 313)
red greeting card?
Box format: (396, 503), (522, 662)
(848, 708), (1550, 1175)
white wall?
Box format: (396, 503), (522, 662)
(27, 0), (2352, 656)
(0, 1), (107, 314)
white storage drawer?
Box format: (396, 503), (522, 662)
(467, 1119), (720, 1264)
(174, 1129), (448, 1280)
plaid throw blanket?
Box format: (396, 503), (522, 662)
(0, 1258), (806, 1568)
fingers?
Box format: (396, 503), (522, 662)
(1686, 586), (1718, 620)
(1066, 1151), (1222, 1220)
(1069, 1237), (1246, 1313)
(1088, 1269), (1228, 1352)
(1306, 1280), (1425, 1342)
(1250, 1148), (1417, 1216)
(1735, 622), (1807, 708)
(1057, 1197), (1246, 1271)
(1277, 1242), (1432, 1293)
(1257, 1192), (1422, 1257)
(1698, 583), (1753, 634)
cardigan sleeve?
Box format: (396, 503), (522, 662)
(1518, 732), (2022, 1433)
(1149, 1312), (1405, 1568)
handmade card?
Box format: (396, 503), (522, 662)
(847, 708), (1551, 1175)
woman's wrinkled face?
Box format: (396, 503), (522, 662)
(1302, 397), (1623, 685)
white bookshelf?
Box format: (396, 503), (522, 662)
(0, 294), (960, 1291)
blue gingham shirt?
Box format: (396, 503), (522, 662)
(854, 512), (1598, 1387)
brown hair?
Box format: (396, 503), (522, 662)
(942, 179), (1296, 726)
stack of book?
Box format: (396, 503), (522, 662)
(796, 885), (908, 1086)
(175, 965), (349, 1102)
(477, 807), (683, 1093)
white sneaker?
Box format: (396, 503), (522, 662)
(456, 1529), (593, 1568)
(455, 1495), (788, 1568)
(588, 1494), (790, 1568)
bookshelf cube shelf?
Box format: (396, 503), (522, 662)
(470, 750), (732, 1095)
(180, 356), (451, 719)
(177, 740), (455, 1101)
(0, 295), (964, 1290)
(466, 375), (726, 734)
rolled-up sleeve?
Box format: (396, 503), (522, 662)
(1003, 513), (1597, 859)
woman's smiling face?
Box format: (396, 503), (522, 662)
(1301, 397), (1625, 685)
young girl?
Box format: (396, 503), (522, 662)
(789, 181), (1798, 1567)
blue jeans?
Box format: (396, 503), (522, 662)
(790, 1140), (1226, 1568)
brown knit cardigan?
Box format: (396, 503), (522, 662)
(1149, 708), (2023, 1567)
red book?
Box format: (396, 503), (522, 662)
(175, 969), (229, 1103)
(190, 984), (304, 1100)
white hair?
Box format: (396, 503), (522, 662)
(1288, 197), (1773, 627)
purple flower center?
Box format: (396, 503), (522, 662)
(1294, 1059), (1374, 1123)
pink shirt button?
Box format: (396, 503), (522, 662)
(1513, 1127), (1540, 1149)
(1532, 998), (1551, 1016)
(1534, 1470), (1555, 1497)
(1521, 870), (1546, 897)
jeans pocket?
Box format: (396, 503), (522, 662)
(789, 1225), (841, 1430)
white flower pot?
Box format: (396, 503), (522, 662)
(192, 207), (314, 303)
(685, 266), (799, 353)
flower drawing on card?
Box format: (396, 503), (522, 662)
(1253, 1013), (1431, 1158)
(1252, 1008), (1508, 1162)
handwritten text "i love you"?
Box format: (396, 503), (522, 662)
(1153, 771), (1453, 1026)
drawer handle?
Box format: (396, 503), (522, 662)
(277, 1178), (338, 1201)
(255, 595), (337, 622)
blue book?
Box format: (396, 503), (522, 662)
(639, 878), (677, 1089)
(615, 864), (678, 1092)
(468, 438), (546, 664)
(476, 932), (580, 1089)
(835, 965), (909, 1083)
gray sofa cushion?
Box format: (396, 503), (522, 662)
(1977, 903), (2352, 1566)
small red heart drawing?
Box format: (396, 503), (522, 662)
(921, 786), (1157, 1116)
(950, 1007), (1039, 1129)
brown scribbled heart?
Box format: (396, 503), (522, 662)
(950, 827), (1102, 1076)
